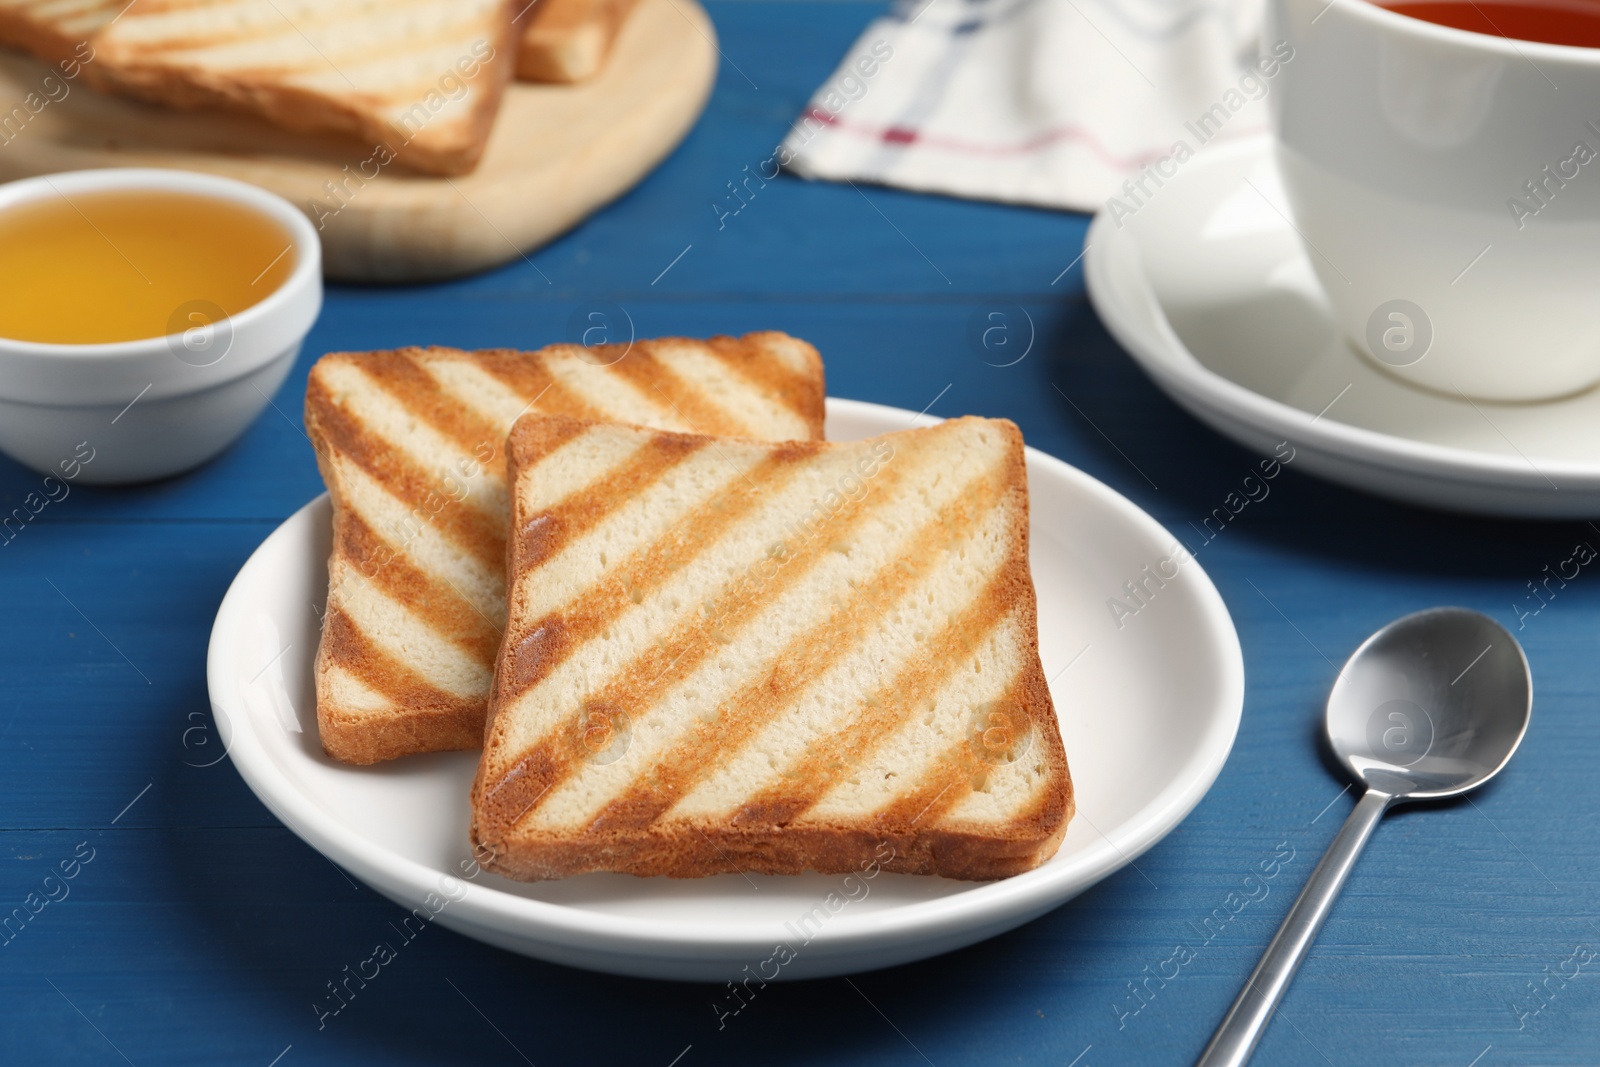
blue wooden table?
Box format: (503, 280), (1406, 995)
(4, 3), (1597, 1064)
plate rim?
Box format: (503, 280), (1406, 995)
(1084, 135), (1600, 492)
(208, 397), (1244, 957)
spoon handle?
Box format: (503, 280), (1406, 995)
(1194, 788), (1393, 1067)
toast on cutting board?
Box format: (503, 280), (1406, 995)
(0, 0), (118, 63)
(0, 0), (643, 98)
(0, 0), (521, 175)
(470, 414), (1072, 881)
(304, 333), (827, 766)
(0, 0), (652, 171)
(518, 0), (638, 83)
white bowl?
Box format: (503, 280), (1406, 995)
(0, 168), (321, 485)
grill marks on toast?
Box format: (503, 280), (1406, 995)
(650, 457), (1027, 831)
(0, 2), (521, 175)
(804, 603), (1066, 837)
(313, 353), (522, 509)
(42, 0), (521, 176)
(482, 439), (916, 833)
(329, 456), (506, 622)
(868, 674), (1032, 831)
(135, 1), (485, 61)
(347, 351), (510, 471)
(702, 334), (823, 418)
(307, 371), (506, 567)
(306, 334), (826, 764)
(334, 508), (502, 662)
(872, 736), (991, 830)
(641, 342), (814, 440)
(585, 465), (1012, 834)
(492, 442), (900, 738)
(603, 348), (750, 440)
(320, 606), (482, 721)
(542, 351), (698, 434)
(333, 564), (492, 697)
(726, 565), (1022, 831)
(425, 351), (601, 440)
(497, 447), (805, 698)
(474, 415), (1070, 879)
(0, 0), (121, 60)
(473, 422), (1030, 838)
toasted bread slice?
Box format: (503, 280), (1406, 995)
(0, 0), (121, 63)
(517, 0), (638, 83)
(305, 333), (826, 765)
(471, 414), (1072, 882)
(73, 0), (519, 175)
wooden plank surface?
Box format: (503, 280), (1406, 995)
(0, 0), (716, 280)
(1, 2), (1597, 1064)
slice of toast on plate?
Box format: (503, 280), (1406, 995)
(79, 0), (521, 175)
(470, 414), (1072, 881)
(304, 333), (826, 765)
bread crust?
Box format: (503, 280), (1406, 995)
(305, 334), (828, 765)
(471, 415), (1073, 881)
(0, 5), (106, 64)
(79, 1), (521, 175)
(516, 0), (639, 82)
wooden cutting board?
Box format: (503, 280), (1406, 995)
(0, 0), (716, 281)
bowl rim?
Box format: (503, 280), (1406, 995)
(0, 166), (320, 360)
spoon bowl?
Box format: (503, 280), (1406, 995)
(1327, 607), (1532, 801)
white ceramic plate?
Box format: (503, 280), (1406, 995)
(1085, 137), (1600, 517)
(208, 398), (1243, 981)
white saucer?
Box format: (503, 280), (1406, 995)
(206, 398), (1243, 981)
(1085, 137), (1600, 518)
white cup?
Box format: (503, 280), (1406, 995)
(1266, 0), (1600, 401)
(0, 168), (320, 484)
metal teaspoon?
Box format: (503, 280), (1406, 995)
(1195, 607), (1532, 1066)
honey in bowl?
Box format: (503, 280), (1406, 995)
(0, 189), (296, 345)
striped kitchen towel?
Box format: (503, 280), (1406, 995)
(781, 0), (1277, 213)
